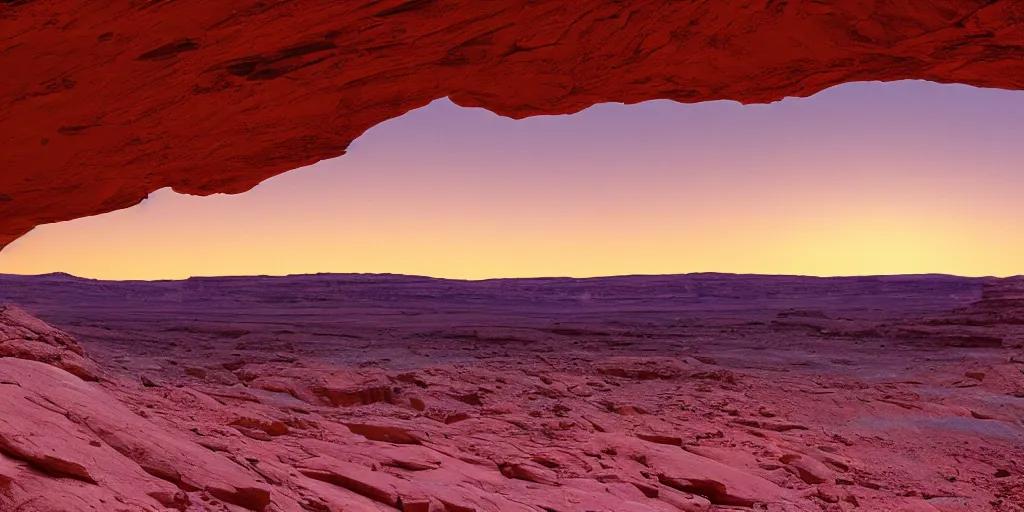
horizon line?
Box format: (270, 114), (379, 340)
(0, 270), (1016, 284)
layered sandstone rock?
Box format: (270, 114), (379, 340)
(965, 277), (1024, 324)
(0, 304), (99, 380)
(3, 1), (1024, 246)
(931, 277), (1024, 330)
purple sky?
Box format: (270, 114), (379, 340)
(2, 80), (1023, 279)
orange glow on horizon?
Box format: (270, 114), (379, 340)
(2, 82), (1023, 281)
(1, 189), (1019, 281)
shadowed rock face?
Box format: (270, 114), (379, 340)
(971, 278), (1024, 321)
(941, 277), (1024, 326)
(2, 1), (1024, 246)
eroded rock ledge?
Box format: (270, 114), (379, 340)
(2, 1), (1024, 246)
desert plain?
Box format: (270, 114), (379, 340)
(1, 272), (1023, 511)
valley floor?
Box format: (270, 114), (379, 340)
(1, 273), (1023, 511)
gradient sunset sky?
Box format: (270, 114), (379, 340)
(2, 80), (1023, 281)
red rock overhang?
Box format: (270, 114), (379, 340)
(2, 0), (1023, 248)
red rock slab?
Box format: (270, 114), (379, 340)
(297, 456), (402, 508)
(296, 475), (396, 512)
(0, 454), (171, 512)
(346, 422), (425, 445)
(608, 435), (796, 508)
(779, 453), (836, 485)
(311, 373), (394, 407)
(0, 305), (98, 380)
(3, 1), (1024, 246)
(0, 368), (186, 510)
(0, 357), (273, 511)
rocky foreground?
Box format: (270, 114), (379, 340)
(1, 273), (1023, 511)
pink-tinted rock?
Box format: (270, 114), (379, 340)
(499, 460), (560, 486)
(598, 357), (689, 380)
(638, 434), (684, 447)
(0, 357), (272, 511)
(230, 415), (290, 437)
(1, 274), (1021, 511)
(610, 437), (794, 507)
(779, 453), (836, 484)
(312, 373), (393, 407)
(0, 305), (99, 380)
(346, 422), (423, 445)
(297, 456), (401, 508)
(657, 484), (713, 511)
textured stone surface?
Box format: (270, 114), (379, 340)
(0, 304), (99, 380)
(950, 277), (1024, 325)
(3, 1), (1024, 246)
(1, 273), (1024, 510)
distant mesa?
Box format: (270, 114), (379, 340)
(39, 272), (80, 279)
